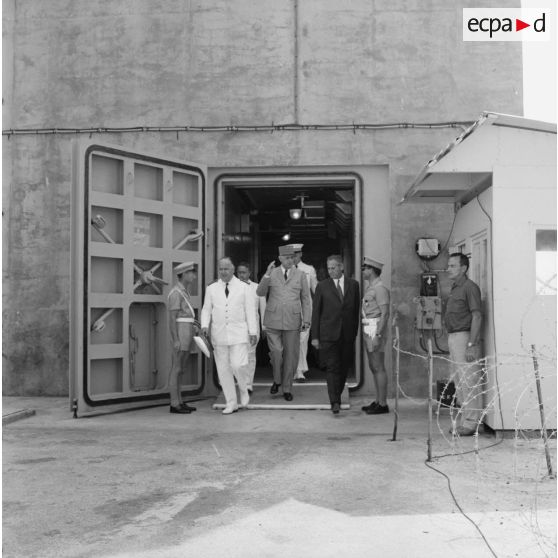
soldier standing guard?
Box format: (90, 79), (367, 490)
(360, 256), (390, 415)
(167, 261), (198, 414)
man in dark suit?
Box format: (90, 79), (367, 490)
(311, 255), (360, 414)
(257, 244), (312, 401)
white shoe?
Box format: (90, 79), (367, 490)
(222, 405), (238, 415)
(240, 391), (250, 408)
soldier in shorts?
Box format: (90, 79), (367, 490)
(360, 257), (390, 415)
(167, 261), (198, 414)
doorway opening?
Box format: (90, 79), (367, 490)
(215, 171), (362, 387)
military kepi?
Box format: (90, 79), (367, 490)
(363, 256), (384, 270)
(278, 244), (295, 256)
(174, 261), (196, 274)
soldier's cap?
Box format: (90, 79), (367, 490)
(174, 261), (196, 274)
(289, 243), (304, 252)
(278, 244), (295, 256)
(363, 256), (384, 270)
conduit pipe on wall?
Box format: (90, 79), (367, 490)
(293, 0), (300, 124)
(2, 121), (473, 137)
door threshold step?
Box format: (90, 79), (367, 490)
(213, 383), (349, 410)
(212, 403), (350, 411)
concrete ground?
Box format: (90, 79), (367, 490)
(2, 395), (556, 558)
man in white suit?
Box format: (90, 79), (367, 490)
(257, 244), (312, 401)
(291, 243), (317, 381)
(236, 262), (266, 393)
(201, 257), (257, 414)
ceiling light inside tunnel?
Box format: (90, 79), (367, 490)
(289, 193), (308, 221)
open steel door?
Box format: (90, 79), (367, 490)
(70, 143), (206, 416)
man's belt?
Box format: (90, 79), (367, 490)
(176, 318), (195, 323)
(362, 317), (379, 338)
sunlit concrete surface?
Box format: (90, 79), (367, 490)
(106, 500), (556, 558)
(3, 396), (556, 558)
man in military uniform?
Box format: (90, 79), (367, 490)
(257, 244), (312, 401)
(291, 243), (317, 381)
(167, 261), (198, 414)
(360, 257), (390, 415)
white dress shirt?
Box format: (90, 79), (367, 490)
(336, 274), (345, 295)
(247, 279), (267, 330)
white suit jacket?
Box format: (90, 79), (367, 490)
(201, 276), (257, 346)
(297, 260), (318, 295)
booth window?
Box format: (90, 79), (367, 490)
(535, 229), (557, 295)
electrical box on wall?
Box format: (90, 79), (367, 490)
(420, 273), (438, 297)
(416, 238), (440, 260)
(413, 296), (442, 330)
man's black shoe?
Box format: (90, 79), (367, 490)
(361, 401), (377, 412)
(270, 382), (280, 394)
(283, 392), (293, 401)
(365, 403), (389, 415)
(170, 405), (192, 414)
(181, 403), (197, 412)
(331, 402), (340, 414)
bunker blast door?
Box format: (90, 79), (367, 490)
(70, 144), (207, 416)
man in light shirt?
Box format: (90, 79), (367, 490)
(291, 243), (317, 381)
(444, 252), (483, 437)
(236, 261), (266, 393)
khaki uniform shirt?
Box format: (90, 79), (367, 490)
(168, 283), (195, 318)
(362, 278), (390, 319)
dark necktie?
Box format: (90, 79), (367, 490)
(284, 269), (288, 281)
(225, 283), (229, 297)
(336, 279), (343, 300)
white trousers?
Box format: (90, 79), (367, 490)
(213, 344), (249, 407)
(448, 332), (484, 428)
(296, 328), (310, 375)
(242, 333), (259, 390)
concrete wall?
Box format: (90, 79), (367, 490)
(2, 0), (523, 395)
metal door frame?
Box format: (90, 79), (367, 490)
(213, 170), (364, 390)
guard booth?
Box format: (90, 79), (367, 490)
(70, 143), (208, 415)
(402, 112), (557, 432)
